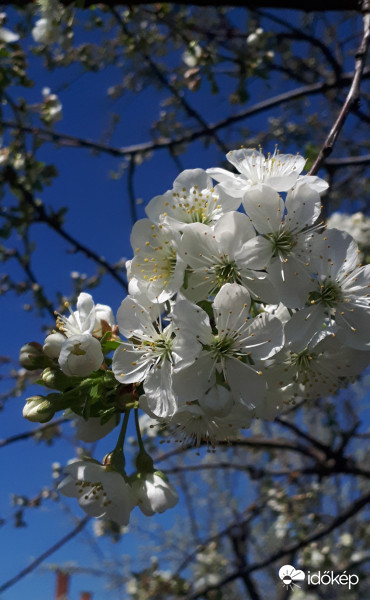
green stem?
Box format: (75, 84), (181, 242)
(134, 408), (154, 474)
(115, 409), (131, 453)
(134, 408), (145, 453)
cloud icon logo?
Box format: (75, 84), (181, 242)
(279, 565), (305, 589)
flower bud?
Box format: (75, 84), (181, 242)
(132, 471), (179, 516)
(41, 367), (71, 391)
(19, 342), (46, 370)
(43, 332), (65, 359)
(23, 396), (55, 423)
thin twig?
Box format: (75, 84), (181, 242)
(0, 516), (90, 594)
(309, 5), (370, 175)
(5, 167), (128, 291)
(185, 490), (370, 599)
(0, 417), (67, 449)
(1, 67), (367, 162)
(325, 153), (370, 168)
(110, 6), (229, 155)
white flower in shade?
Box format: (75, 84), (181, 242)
(327, 211), (370, 248)
(284, 229), (370, 350)
(170, 403), (231, 447)
(74, 415), (120, 443)
(58, 460), (135, 526)
(265, 335), (370, 402)
(145, 168), (240, 230)
(172, 283), (284, 407)
(0, 26), (19, 43)
(59, 333), (103, 377)
(112, 296), (185, 417)
(207, 147), (307, 197)
(43, 331), (65, 359)
(241, 183), (323, 307)
(132, 472), (179, 516)
(32, 17), (61, 44)
(179, 211), (278, 303)
(183, 42), (202, 67)
(169, 390), (252, 447)
(41, 88), (62, 124)
(128, 219), (186, 303)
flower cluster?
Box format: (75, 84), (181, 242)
(20, 146), (370, 526)
(115, 148), (370, 433)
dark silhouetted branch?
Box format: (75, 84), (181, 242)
(309, 4), (370, 174)
(0, 516), (90, 594)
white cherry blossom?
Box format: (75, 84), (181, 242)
(265, 336), (370, 402)
(59, 333), (103, 377)
(58, 460), (135, 526)
(132, 472), (179, 516)
(128, 219), (186, 303)
(179, 211), (278, 303)
(145, 168), (240, 229)
(241, 183), (323, 307)
(207, 147), (307, 197)
(74, 415), (120, 443)
(284, 229), (370, 350)
(172, 283), (284, 407)
(0, 26), (19, 43)
(55, 292), (96, 337)
(112, 296), (185, 417)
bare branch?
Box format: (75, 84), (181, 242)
(309, 4), (370, 174)
(325, 153), (370, 168)
(0, 417), (67, 449)
(4, 167), (128, 291)
(110, 6), (229, 155)
(2, 67), (367, 161)
(0, 0), (363, 10)
(185, 490), (370, 599)
(0, 516), (90, 594)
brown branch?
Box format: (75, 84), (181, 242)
(0, 0), (362, 10)
(0, 417), (67, 449)
(4, 167), (128, 291)
(309, 4), (370, 175)
(185, 490), (370, 599)
(0, 516), (90, 594)
(228, 519), (261, 600)
(175, 501), (265, 576)
(2, 67), (368, 161)
(325, 153), (370, 168)
(110, 6), (229, 155)
(164, 459), (370, 479)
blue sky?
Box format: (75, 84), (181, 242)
(1, 6), (368, 600)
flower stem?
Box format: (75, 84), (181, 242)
(115, 409), (131, 453)
(134, 408), (145, 453)
(134, 408), (154, 474)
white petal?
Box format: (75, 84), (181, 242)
(225, 357), (266, 406)
(112, 343), (152, 384)
(285, 185), (322, 230)
(214, 211), (256, 254)
(173, 354), (216, 402)
(242, 184), (284, 234)
(144, 360), (177, 417)
(59, 334), (103, 377)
